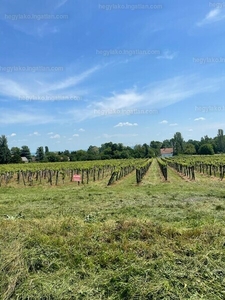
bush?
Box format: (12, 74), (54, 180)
(198, 144), (214, 155)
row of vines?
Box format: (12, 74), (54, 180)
(0, 159), (152, 187)
(164, 155), (225, 180)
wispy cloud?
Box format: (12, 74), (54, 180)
(47, 66), (100, 92)
(50, 134), (60, 139)
(169, 123), (178, 126)
(73, 134), (79, 137)
(194, 117), (206, 121)
(55, 0), (68, 9)
(157, 51), (177, 60)
(114, 122), (138, 127)
(78, 128), (85, 132)
(197, 8), (225, 26)
(29, 131), (40, 136)
(93, 75), (223, 112)
(0, 78), (29, 98)
(0, 109), (55, 125)
(95, 88), (142, 111)
(0, 65), (100, 101)
(10, 133), (16, 137)
(159, 120), (168, 124)
(68, 75), (225, 122)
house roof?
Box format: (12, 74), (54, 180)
(160, 148), (173, 155)
(21, 157), (29, 162)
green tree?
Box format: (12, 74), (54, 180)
(161, 139), (172, 148)
(87, 146), (100, 160)
(63, 150), (70, 156)
(0, 135), (11, 164)
(21, 145), (31, 160)
(173, 132), (184, 155)
(36, 146), (45, 161)
(198, 143), (214, 155)
(200, 135), (216, 153)
(76, 150), (88, 161)
(217, 129), (225, 153)
(186, 139), (200, 154)
(10, 147), (22, 163)
(45, 146), (49, 154)
(45, 152), (60, 162)
(120, 150), (130, 158)
(150, 141), (162, 156)
(184, 143), (196, 155)
(133, 144), (144, 158)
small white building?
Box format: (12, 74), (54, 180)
(160, 148), (173, 158)
(21, 157), (29, 163)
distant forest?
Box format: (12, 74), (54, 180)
(0, 129), (224, 164)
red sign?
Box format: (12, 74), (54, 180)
(73, 174), (81, 182)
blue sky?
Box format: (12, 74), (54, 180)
(1, 0), (225, 152)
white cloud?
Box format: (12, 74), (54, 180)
(197, 8), (225, 26)
(55, 0), (68, 9)
(159, 120), (168, 124)
(188, 129), (193, 132)
(33, 131), (40, 136)
(73, 134), (79, 137)
(194, 117), (206, 121)
(10, 133), (16, 137)
(47, 132), (54, 135)
(50, 134), (60, 139)
(114, 122), (138, 127)
(47, 66), (100, 92)
(169, 123), (178, 126)
(0, 65), (100, 102)
(0, 109), (54, 125)
(94, 88), (142, 111)
(157, 51), (177, 60)
(0, 78), (29, 98)
(79, 128), (85, 132)
(87, 75), (223, 117)
(29, 131), (40, 136)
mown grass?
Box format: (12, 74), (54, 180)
(1, 161), (225, 299)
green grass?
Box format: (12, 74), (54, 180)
(1, 160), (225, 299)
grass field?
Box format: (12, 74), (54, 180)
(1, 158), (225, 299)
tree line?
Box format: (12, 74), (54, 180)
(0, 129), (224, 164)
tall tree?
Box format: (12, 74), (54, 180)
(200, 135), (216, 153)
(0, 135), (11, 164)
(217, 129), (225, 153)
(161, 139), (172, 148)
(11, 147), (22, 163)
(173, 132), (184, 155)
(133, 144), (145, 158)
(36, 146), (45, 161)
(21, 145), (31, 160)
(45, 146), (49, 154)
(87, 146), (100, 160)
(150, 141), (162, 156)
